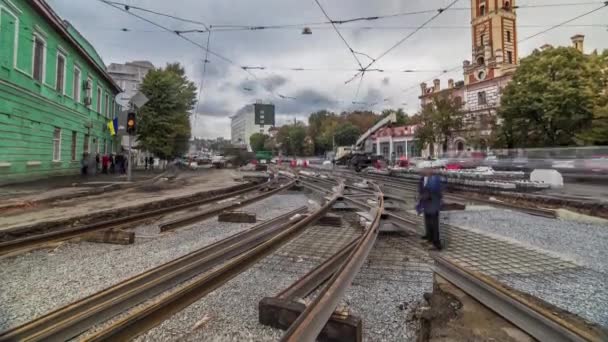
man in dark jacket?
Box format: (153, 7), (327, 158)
(417, 167), (443, 250)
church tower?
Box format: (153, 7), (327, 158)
(464, 0), (518, 85)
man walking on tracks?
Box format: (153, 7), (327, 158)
(417, 167), (443, 250)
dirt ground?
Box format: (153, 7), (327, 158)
(413, 274), (534, 342)
(0, 169), (244, 231)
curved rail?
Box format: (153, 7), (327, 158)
(0, 181), (269, 256)
(434, 256), (608, 342)
(281, 181), (384, 342)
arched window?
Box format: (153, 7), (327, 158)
(504, 1), (511, 10)
(457, 141), (465, 152)
(477, 56), (485, 65)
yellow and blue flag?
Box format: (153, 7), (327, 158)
(107, 118), (118, 136)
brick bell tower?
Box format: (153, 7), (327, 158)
(464, 0), (518, 85)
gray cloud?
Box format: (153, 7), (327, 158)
(277, 89), (339, 115)
(47, 0), (608, 139)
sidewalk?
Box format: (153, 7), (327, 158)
(0, 170), (164, 210)
(0, 169), (243, 231)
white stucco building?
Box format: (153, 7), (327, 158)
(107, 60), (155, 108)
(230, 105), (272, 150)
(371, 126), (421, 160)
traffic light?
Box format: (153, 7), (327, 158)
(126, 112), (136, 135)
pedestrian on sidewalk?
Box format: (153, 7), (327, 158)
(149, 156), (154, 170)
(102, 154), (110, 174)
(417, 167), (443, 250)
(95, 153), (100, 172)
(80, 153), (89, 176)
(110, 154), (116, 174)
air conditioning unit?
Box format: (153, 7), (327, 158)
(84, 96), (92, 106)
(84, 79), (93, 90)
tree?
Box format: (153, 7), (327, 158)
(138, 63), (197, 159)
(380, 108), (410, 125)
(249, 133), (268, 152)
(497, 46), (606, 147)
(415, 95), (464, 152)
(334, 123), (361, 146)
(276, 124), (307, 156)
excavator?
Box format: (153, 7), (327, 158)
(335, 113), (397, 172)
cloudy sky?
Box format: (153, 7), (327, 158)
(48, 0), (608, 138)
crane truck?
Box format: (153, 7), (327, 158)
(335, 113), (397, 172)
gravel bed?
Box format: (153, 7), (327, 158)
(343, 281), (429, 342)
(134, 264), (302, 342)
(0, 193), (310, 331)
(497, 268), (608, 327)
(443, 209), (608, 273)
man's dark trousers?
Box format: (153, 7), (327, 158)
(424, 213), (440, 248)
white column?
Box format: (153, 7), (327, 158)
(376, 139), (380, 155)
(405, 139), (409, 159)
(389, 135), (394, 158)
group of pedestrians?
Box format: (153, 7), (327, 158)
(80, 152), (128, 176)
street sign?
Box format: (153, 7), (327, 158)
(129, 91), (149, 109)
(254, 103), (275, 126)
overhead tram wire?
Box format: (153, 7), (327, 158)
(194, 30), (213, 124)
(344, 0), (462, 85)
(314, 0), (365, 69)
(518, 2), (608, 43)
(96, 0), (288, 102)
(400, 2), (608, 97)
(103, 0), (209, 30)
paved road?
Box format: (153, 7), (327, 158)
(545, 181), (608, 202)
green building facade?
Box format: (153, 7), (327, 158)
(0, 0), (121, 184)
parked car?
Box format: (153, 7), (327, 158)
(211, 155), (226, 169)
(584, 156), (608, 174)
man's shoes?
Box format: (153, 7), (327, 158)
(433, 243), (443, 251)
(420, 235), (430, 240)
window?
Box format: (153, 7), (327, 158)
(84, 134), (89, 153)
(477, 56), (485, 66)
(480, 34), (484, 46)
(85, 77), (93, 106)
(73, 66), (81, 102)
(507, 51), (513, 64)
(105, 93), (109, 118)
(96, 87), (102, 113)
(480, 4), (486, 16)
(71, 131), (77, 161)
(56, 52), (66, 93)
(507, 30), (511, 43)
(33, 34), (45, 82)
(53, 128), (61, 161)
(478, 91), (487, 105)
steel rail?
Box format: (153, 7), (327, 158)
(277, 237), (361, 300)
(83, 181), (346, 341)
(434, 256), (608, 342)
(344, 172), (557, 219)
(0, 206), (308, 342)
(281, 182), (384, 342)
(159, 179), (296, 231)
(0, 181), (268, 256)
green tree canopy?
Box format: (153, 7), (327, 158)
(415, 95), (464, 152)
(249, 133), (268, 152)
(334, 123), (361, 146)
(497, 47), (606, 148)
(138, 63), (197, 159)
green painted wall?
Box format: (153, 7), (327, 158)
(0, 0), (120, 184)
